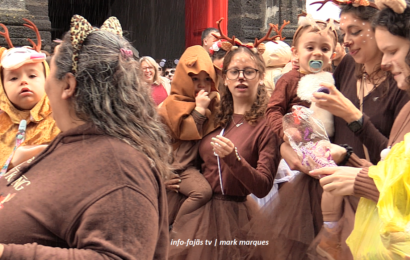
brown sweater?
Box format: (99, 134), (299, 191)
(333, 54), (409, 164)
(0, 123), (168, 260)
(266, 69), (310, 138)
(352, 101), (410, 202)
(199, 115), (281, 198)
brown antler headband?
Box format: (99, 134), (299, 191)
(23, 18), (42, 52)
(212, 18), (290, 55)
(0, 19), (43, 52)
(310, 0), (379, 11)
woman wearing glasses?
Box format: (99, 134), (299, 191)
(168, 45), (281, 260)
(139, 56), (171, 106)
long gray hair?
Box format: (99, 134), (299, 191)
(55, 30), (172, 179)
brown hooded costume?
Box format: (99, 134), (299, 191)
(158, 45), (220, 225)
(159, 45), (219, 146)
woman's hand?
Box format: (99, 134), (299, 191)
(211, 135), (234, 158)
(311, 82), (362, 123)
(309, 166), (362, 196)
(330, 143), (347, 164)
(9, 145), (48, 169)
(164, 173), (181, 193)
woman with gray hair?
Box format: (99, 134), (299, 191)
(0, 15), (171, 260)
(140, 56), (171, 106)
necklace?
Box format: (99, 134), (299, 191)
(381, 111), (410, 160)
(232, 115), (245, 127)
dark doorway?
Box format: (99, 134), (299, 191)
(48, 0), (185, 60)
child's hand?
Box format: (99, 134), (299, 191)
(9, 145), (47, 169)
(195, 90), (210, 115)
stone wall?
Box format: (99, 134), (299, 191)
(0, 0), (51, 52)
(228, 0), (306, 46)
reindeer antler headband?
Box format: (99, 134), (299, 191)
(311, 0), (379, 11)
(293, 13), (338, 45)
(0, 18), (47, 70)
(211, 18), (290, 55)
(0, 18), (42, 51)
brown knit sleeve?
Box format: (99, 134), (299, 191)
(354, 167), (379, 202)
(191, 109), (207, 134)
(346, 153), (373, 168)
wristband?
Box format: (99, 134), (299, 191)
(339, 144), (353, 166)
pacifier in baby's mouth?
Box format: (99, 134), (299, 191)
(309, 60), (323, 73)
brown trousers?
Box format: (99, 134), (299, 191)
(168, 167), (212, 225)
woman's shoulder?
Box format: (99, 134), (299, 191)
(334, 54), (355, 77)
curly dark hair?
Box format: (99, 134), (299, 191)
(340, 4), (390, 87)
(55, 30), (172, 179)
(374, 5), (410, 87)
(214, 46), (268, 128)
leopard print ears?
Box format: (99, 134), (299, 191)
(375, 0), (407, 13)
(70, 15), (123, 74)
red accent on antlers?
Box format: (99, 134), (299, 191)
(212, 18), (237, 46)
(0, 23), (14, 48)
(23, 18), (41, 52)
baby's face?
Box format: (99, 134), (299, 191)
(190, 71), (213, 95)
(3, 62), (45, 110)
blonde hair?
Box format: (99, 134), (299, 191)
(139, 56), (162, 84)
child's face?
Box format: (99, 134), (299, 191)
(191, 71), (213, 95)
(165, 68), (176, 82)
(2, 62), (45, 110)
(294, 30), (334, 73)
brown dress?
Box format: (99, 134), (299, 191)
(168, 115), (281, 260)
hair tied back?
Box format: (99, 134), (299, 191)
(120, 48), (133, 59)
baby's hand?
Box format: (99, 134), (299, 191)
(195, 90), (210, 115)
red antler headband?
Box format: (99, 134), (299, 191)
(310, 0), (379, 11)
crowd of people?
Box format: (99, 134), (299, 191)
(0, 0), (409, 259)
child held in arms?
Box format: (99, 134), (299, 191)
(0, 19), (59, 172)
(159, 45), (219, 228)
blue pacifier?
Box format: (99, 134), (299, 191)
(309, 60), (323, 73)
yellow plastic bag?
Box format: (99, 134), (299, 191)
(346, 133), (410, 259)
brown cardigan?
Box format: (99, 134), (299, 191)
(352, 100), (410, 202)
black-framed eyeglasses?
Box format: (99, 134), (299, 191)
(165, 69), (176, 76)
(225, 68), (259, 80)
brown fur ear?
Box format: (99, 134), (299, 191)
(185, 57), (197, 67)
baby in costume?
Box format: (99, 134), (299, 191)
(159, 45), (219, 227)
(0, 19), (59, 171)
